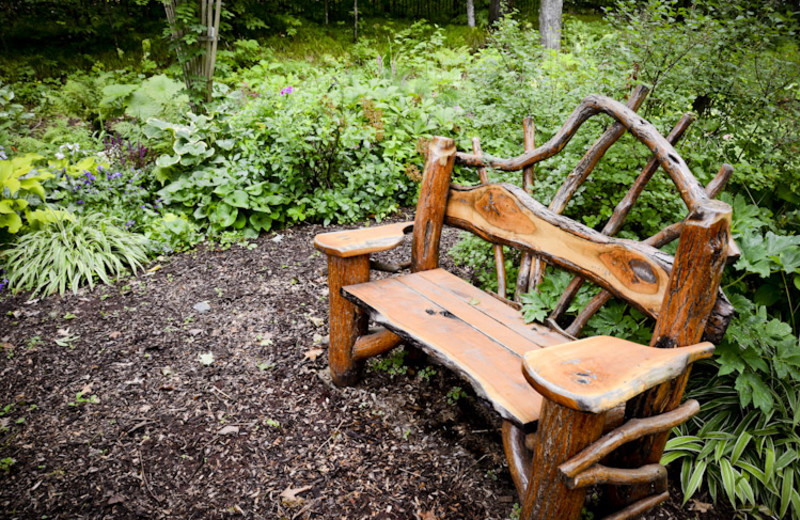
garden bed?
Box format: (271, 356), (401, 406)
(0, 214), (733, 520)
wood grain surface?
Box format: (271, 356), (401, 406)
(314, 221), (413, 258)
(445, 183), (674, 318)
(521, 337), (714, 413)
(342, 268), (572, 428)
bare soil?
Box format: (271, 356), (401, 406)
(0, 212), (731, 519)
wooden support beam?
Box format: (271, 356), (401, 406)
(549, 112), (694, 327)
(517, 117), (537, 299)
(352, 328), (403, 361)
(563, 164), (736, 339)
(412, 137), (456, 272)
(502, 420), (531, 500)
(603, 492), (670, 520)
(326, 254), (370, 386)
(455, 92), (710, 211)
(606, 199), (731, 510)
(559, 400), (699, 478)
(520, 400), (605, 519)
(568, 463), (666, 489)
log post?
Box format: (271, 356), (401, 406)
(605, 199), (731, 510)
(520, 400), (605, 519)
(327, 254), (370, 386)
(411, 136), (456, 272)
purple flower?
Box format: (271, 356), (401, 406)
(77, 200), (85, 205)
(280, 86), (294, 96)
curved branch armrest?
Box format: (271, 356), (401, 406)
(314, 221), (414, 258)
(522, 336), (714, 414)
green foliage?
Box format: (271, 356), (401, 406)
(68, 391), (99, 406)
(0, 154), (54, 234)
(370, 348), (408, 377)
(45, 163), (161, 236)
(0, 83), (34, 144)
(144, 212), (202, 252)
(3, 211), (149, 296)
(99, 74), (190, 123)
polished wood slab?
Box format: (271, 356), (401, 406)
(522, 337), (715, 414)
(314, 221), (413, 258)
(343, 268), (573, 429)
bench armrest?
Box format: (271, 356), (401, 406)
(522, 336), (714, 414)
(314, 221), (413, 258)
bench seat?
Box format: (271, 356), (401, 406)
(342, 268), (572, 430)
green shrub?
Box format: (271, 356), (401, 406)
(3, 211), (149, 296)
(0, 154), (54, 235)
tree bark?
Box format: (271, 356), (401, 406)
(488, 0), (501, 26)
(467, 0), (475, 27)
(353, 0), (358, 42)
(539, 0), (563, 50)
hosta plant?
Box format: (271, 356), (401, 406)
(0, 154), (54, 234)
(3, 211), (149, 296)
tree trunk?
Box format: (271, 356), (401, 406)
(353, 0), (358, 42)
(539, 0), (562, 50)
(325, 0), (329, 24)
(467, 0), (475, 27)
(488, 0), (501, 25)
(539, 0), (563, 50)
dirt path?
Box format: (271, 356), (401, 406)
(0, 214), (726, 520)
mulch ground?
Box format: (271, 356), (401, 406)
(0, 211), (731, 520)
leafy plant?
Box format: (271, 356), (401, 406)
(0, 154), (54, 234)
(3, 211), (149, 296)
(68, 392), (99, 406)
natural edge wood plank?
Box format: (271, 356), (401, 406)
(343, 276), (544, 428)
(314, 221), (413, 258)
(445, 183), (673, 319)
(521, 337), (714, 414)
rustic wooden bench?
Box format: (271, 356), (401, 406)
(314, 88), (736, 519)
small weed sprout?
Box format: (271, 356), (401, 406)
(0, 457), (15, 472)
(417, 366), (437, 382)
(446, 386), (466, 405)
(68, 392), (99, 406)
(371, 348), (407, 377)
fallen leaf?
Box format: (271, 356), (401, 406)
(416, 510), (439, 520)
(146, 264), (161, 273)
(304, 348), (324, 362)
(161, 366), (174, 377)
(218, 425), (240, 436)
(80, 382), (93, 394)
(689, 499), (713, 513)
(109, 331), (121, 340)
(312, 333), (323, 345)
(199, 352), (215, 366)
(309, 316), (324, 327)
(107, 494), (125, 505)
(280, 485), (312, 507)
(193, 301), (211, 313)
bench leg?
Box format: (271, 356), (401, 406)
(502, 421), (532, 499)
(327, 254), (370, 386)
(520, 400), (605, 520)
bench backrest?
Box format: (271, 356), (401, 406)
(411, 91), (735, 345)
